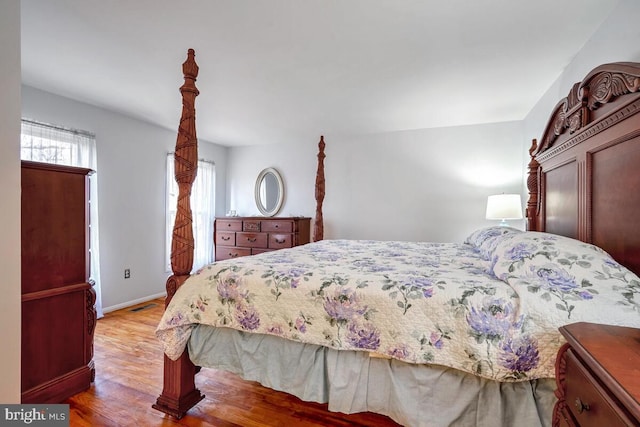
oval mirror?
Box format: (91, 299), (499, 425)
(255, 167), (284, 217)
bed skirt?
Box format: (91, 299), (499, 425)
(188, 325), (556, 427)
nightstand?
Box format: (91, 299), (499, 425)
(554, 322), (640, 426)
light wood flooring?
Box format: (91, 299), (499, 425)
(65, 298), (401, 426)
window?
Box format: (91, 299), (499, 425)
(20, 119), (103, 318)
(165, 153), (215, 272)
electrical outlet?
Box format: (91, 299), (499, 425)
(124, 268), (131, 279)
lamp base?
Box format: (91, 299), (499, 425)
(498, 220), (509, 227)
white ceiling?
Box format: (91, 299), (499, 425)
(21, 0), (619, 147)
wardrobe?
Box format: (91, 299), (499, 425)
(21, 161), (96, 403)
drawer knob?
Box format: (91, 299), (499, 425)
(222, 236), (230, 241)
(275, 238), (285, 244)
(229, 253), (238, 258)
(575, 398), (590, 413)
(247, 237), (257, 242)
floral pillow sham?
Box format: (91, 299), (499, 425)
(465, 226), (523, 259)
(489, 231), (640, 323)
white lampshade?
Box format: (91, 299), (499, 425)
(486, 194), (523, 226)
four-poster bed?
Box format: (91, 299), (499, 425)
(154, 50), (640, 426)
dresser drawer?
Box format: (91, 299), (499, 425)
(243, 220), (261, 232)
(215, 246), (250, 261)
(215, 231), (236, 246)
(252, 248), (275, 255)
(564, 349), (630, 427)
(217, 219), (242, 232)
(269, 233), (294, 249)
(236, 232), (268, 248)
(261, 220), (292, 233)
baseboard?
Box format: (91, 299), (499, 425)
(102, 292), (166, 314)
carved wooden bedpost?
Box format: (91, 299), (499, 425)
(169, 48), (199, 283)
(313, 136), (326, 241)
(153, 49), (205, 418)
(526, 139), (540, 231)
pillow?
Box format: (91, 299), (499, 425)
(489, 231), (640, 323)
(465, 226), (523, 260)
(491, 231), (627, 305)
(490, 232), (615, 279)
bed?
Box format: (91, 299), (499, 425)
(153, 50), (640, 426)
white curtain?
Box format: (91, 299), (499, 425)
(166, 153), (216, 272)
(20, 119), (104, 318)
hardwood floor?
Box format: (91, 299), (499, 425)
(65, 299), (401, 426)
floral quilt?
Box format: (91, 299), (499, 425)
(156, 227), (640, 382)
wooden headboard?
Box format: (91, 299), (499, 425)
(526, 62), (640, 276)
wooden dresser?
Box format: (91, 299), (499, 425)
(21, 161), (96, 403)
(553, 322), (640, 427)
(214, 216), (311, 261)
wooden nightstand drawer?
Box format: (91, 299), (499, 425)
(236, 232), (268, 248)
(565, 349), (629, 427)
(555, 323), (640, 427)
(215, 231), (235, 246)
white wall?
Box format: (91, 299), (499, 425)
(523, 0), (640, 146)
(228, 121), (526, 243)
(22, 86), (228, 311)
(227, 141), (319, 218)
(0, 0), (21, 403)
(325, 123), (525, 242)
